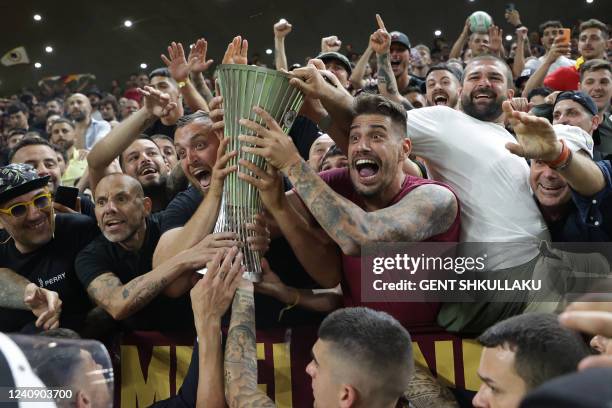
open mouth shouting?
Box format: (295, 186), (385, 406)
(104, 218), (125, 234)
(353, 157), (381, 185)
(137, 164), (159, 180)
(471, 88), (496, 105)
(191, 167), (212, 190)
(432, 91), (450, 106)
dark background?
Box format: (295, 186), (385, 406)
(1, 0), (610, 94)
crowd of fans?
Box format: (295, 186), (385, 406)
(1, 5), (612, 408)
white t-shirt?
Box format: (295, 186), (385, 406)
(525, 55), (575, 76)
(406, 106), (591, 269)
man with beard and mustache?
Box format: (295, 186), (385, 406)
(50, 119), (87, 187)
(64, 93), (111, 150)
(521, 91), (610, 242)
(74, 173), (231, 330)
(0, 163), (99, 334)
(87, 86), (180, 212)
(425, 64), (463, 108)
(288, 55), (596, 332)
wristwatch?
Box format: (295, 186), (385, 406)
(177, 78), (190, 89)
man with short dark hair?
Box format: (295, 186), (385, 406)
(99, 95), (120, 126)
(141, 68), (183, 138)
(412, 44), (432, 79)
(88, 86), (177, 212)
(579, 59), (612, 159)
(316, 51), (352, 89)
(524, 21), (575, 75)
(151, 134), (179, 170)
(6, 102), (30, 131)
(50, 119), (87, 187)
(473, 313), (590, 408)
(425, 64), (462, 108)
(0, 163), (98, 333)
(45, 98), (63, 116)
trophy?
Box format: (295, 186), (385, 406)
(214, 64), (304, 281)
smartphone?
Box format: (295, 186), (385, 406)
(54, 186), (79, 210)
(559, 28), (571, 45)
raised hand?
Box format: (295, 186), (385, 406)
(137, 86), (177, 118)
(516, 26), (528, 43)
(369, 14), (391, 55)
(208, 137), (238, 196)
(274, 19), (292, 39)
(487, 25), (504, 55)
(545, 36), (572, 63)
(504, 9), (522, 27)
(161, 42), (194, 82)
(222, 36), (248, 65)
(238, 106), (301, 172)
(188, 38), (214, 74)
(246, 214), (271, 254)
(321, 35), (342, 52)
(238, 159), (285, 211)
(191, 247), (244, 323)
(24, 283), (62, 330)
(503, 100), (562, 161)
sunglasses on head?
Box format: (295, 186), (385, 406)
(0, 192), (52, 218)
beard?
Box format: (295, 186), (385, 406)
(70, 110), (87, 122)
(461, 89), (506, 122)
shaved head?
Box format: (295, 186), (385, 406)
(95, 173), (144, 199)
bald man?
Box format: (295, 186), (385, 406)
(74, 173), (229, 330)
(65, 93), (111, 149)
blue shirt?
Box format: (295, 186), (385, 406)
(553, 160), (612, 242)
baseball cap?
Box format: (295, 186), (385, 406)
(390, 31), (411, 49)
(0, 163), (50, 205)
(316, 51), (352, 75)
(520, 367), (612, 408)
(516, 67), (536, 89)
(544, 65), (580, 91)
(554, 91), (598, 116)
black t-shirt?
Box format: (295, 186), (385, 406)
(144, 119), (177, 139)
(79, 193), (96, 219)
(159, 184), (326, 329)
(288, 115), (321, 161)
(0, 213), (99, 332)
(75, 213), (193, 331)
(363, 75), (426, 97)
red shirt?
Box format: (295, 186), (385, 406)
(318, 168), (461, 332)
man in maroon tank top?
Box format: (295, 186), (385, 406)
(238, 93), (461, 331)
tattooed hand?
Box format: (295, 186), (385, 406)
(238, 106), (302, 172)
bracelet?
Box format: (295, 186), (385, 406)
(543, 139), (571, 170)
(278, 288), (300, 322)
(177, 78), (190, 89)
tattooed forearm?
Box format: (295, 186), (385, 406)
(224, 287), (275, 408)
(0, 268), (30, 309)
(86, 273), (168, 320)
(285, 160), (458, 255)
(377, 52), (399, 96)
(404, 365), (459, 408)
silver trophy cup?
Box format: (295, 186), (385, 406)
(214, 64), (304, 281)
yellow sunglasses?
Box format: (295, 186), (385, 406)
(0, 192), (53, 218)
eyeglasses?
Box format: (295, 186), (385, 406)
(0, 192), (52, 218)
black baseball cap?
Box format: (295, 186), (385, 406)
(390, 31), (411, 49)
(0, 163), (49, 205)
(554, 91), (598, 116)
(316, 52), (352, 75)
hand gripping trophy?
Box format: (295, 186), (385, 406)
(214, 62), (304, 281)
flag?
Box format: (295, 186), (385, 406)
(1, 46), (30, 66)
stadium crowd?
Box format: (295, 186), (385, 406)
(1, 5), (612, 408)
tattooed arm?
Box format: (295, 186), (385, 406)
(224, 282), (276, 408)
(405, 365), (459, 408)
(0, 268), (31, 309)
(370, 15), (414, 111)
(85, 238), (217, 320)
(286, 160), (458, 256)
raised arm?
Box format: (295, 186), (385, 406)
(240, 107), (458, 256)
(152, 138), (235, 267)
(188, 38), (215, 104)
(224, 279), (276, 408)
(349, 44), (373, 90)
(521, 37), (571, 97)
(504, 101), (605, 196)
(87, 86), (176, 191)
(161, 42), (210, 112)
(449, 18), (471, 60)
(512, 27), (529, 78)
(191, 247), (243, 408)
(273, 19), (292, 71)
(371, 15), (414, 111)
